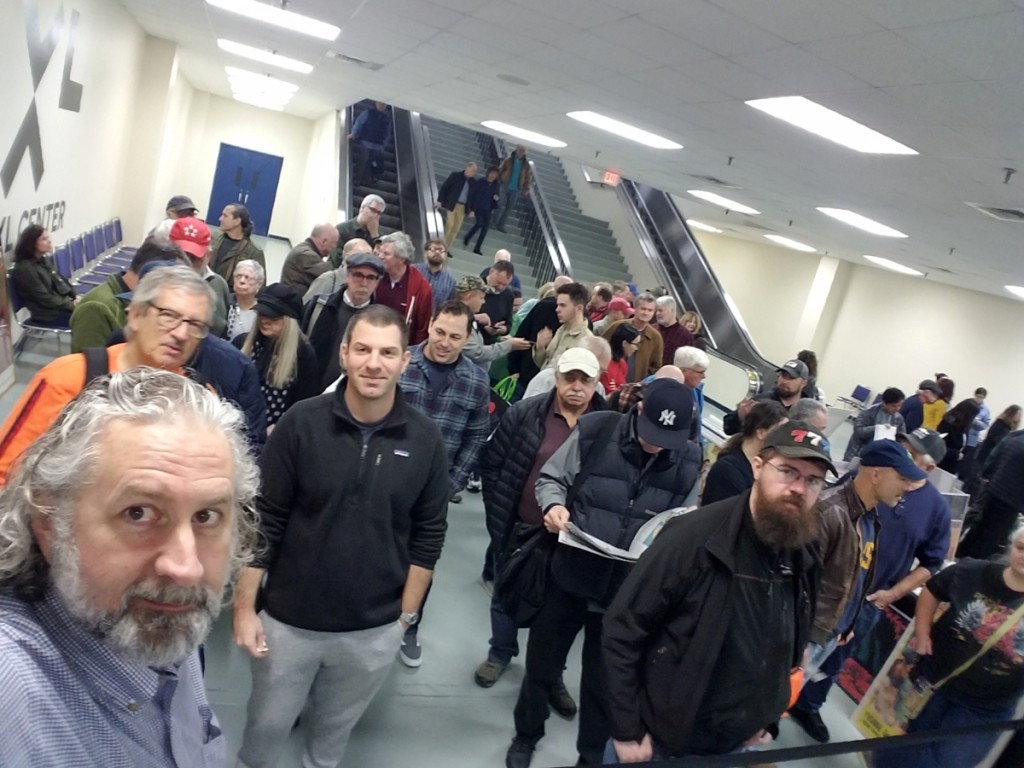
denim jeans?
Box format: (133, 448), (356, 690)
(496, 188), (521, 230)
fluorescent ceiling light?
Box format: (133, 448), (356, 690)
(817, 207), (907, 238)
(746, 96), (917, 155)
(233, 94), (285, 112)
(863, 255), (923, 276)
(226, 66), (298, 92)
(1005, 285), (1024, 300)
(764, 234), (816, 252)
(687, 190), (760, 215)
(686, 219), (722, 234)
(218, 39), (313, 74)
(566, 110), (682, 150)
(480, 121), (566, 148)
(206, 0), (339, 40)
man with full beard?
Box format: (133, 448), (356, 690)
(0, 368), (260, 766)
(602, 421), (832, 763)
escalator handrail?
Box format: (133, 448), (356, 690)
(617, 179), (779, 395)
(407, 111), (444, 242)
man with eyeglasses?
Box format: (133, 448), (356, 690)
(675, 345), (710, 445)
(305, 251), (386, 390)
(788, 438), (926, 743)
(331, 194), (386, 268)
(0, 265), (223, 483)
(602, 421), (831, 764)
(413, 239), (456, 311)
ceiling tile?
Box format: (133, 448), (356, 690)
(896, 10), (1024, 80)
(640, 1), (790, 56)
(709, 0), (884, 43)
(730, 45), (873, 94)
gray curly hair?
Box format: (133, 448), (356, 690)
(0, 367), (261, 601)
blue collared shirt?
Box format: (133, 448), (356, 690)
(0, 588), (224, 767)
(413, 263), (457, 311)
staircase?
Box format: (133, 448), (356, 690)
(524, 152), (632, 286)
(420, 116), (540, 292)
(350, 100), (403, 234)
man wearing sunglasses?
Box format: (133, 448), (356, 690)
(602, 421), (833, 763)
(0, 265), (221, 483)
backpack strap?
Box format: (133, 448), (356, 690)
(304, 294), (330, 336)
(82, 347), (109, 387)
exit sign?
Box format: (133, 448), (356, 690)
(602, 170), (621, 186)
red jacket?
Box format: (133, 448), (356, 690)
(375, 265), (434, 345)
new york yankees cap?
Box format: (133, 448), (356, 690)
(762, 419), (837, 475)
(635, 378), (694, 451)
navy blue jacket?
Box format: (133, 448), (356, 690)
(191, 334), (267, 453)
(468, 178), (500, 215)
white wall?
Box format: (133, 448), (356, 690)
(1, 0), (146, 249)
(678, 228), (1024, 412)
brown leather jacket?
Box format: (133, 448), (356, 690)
(498, 153), (533, 189)
(812, 481), (879, 645)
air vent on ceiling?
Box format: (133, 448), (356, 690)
(689, 174), (741, 189)
(326, 51), (384, 71)
(965, 202), (1024, 222)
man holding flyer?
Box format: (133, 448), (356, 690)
(503, 379), (702, 768)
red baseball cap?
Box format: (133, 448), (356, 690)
(169, 216), (212, 259)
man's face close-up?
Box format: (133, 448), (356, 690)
(35, 418), (237, 667)
(127, 287), (210, 370)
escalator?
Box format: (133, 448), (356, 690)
(346, 100), (404, 234)
(617, 180), (783, 434)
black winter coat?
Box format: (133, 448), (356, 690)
(481, 389), (604, 552)
(603, 491), (821, 755)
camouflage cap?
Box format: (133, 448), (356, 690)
(456, 275), (487, 293)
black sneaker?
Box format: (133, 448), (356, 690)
(505, 737), (535, 768)
(548, 681), (577, 719)
(788, 705), (830, 742)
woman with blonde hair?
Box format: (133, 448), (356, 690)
(680, 310), (708, 350)
(233, 283), (319, 433)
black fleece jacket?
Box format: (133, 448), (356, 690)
(254, 380), (450, 632)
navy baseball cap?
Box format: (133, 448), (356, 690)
(859, 439), (927, 481)
(636, 379), (694, 451)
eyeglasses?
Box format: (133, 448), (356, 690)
(366, 207), (385, 216)
(147, 303), (210, 339)
(763, 461), (826, 491)
(683, 367), (707, 378)
(349, 271), (381, 282)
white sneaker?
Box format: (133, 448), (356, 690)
(399, 633), (422, 668)
(467, 475), (482, 492)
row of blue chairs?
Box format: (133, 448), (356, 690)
(52, 217), (136, 292)
(9, 218), (136, 357)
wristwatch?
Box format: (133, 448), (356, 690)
(400, 611), (419, 626)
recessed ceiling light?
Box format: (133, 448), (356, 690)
(687, 190), (760, 215)
(566, 111), (682, 150)
(765, 234), (816, 252)
(480, 121), (566, 148)
(233, 94), (286, 111)
(686, 219), (722, 234)
(206, 0), (340, 40)
(1005, 285), (1024, 300)
(218, 39), (313, 74)
(746, 96), (917, 155)
(817, 207), (907, 238)
(864, 255), (923, 276)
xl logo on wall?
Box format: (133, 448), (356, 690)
(2, 2), (83, 196)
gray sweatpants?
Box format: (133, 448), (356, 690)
(236, 611), (405, 768)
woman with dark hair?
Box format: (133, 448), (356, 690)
(874, 525), (1024, 768)
(923, 376), (954, 430)
(978, 405), (1023, 469)
(798, 349), (824, 401)
(211, 203), (266, 284)
(702, 400), (788, 504)
(10, 225), (77, 326)
(601, 323), (641, 394)
(937, 397), (981, 474)
(232, 283), (319, 435)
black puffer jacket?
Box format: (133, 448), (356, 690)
(481, 389), (604, 550)
(537, 410), (703, 605)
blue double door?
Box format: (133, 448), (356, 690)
(207, 143), (283, 237)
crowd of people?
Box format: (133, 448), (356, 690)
(1, 192), (1023, 768)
